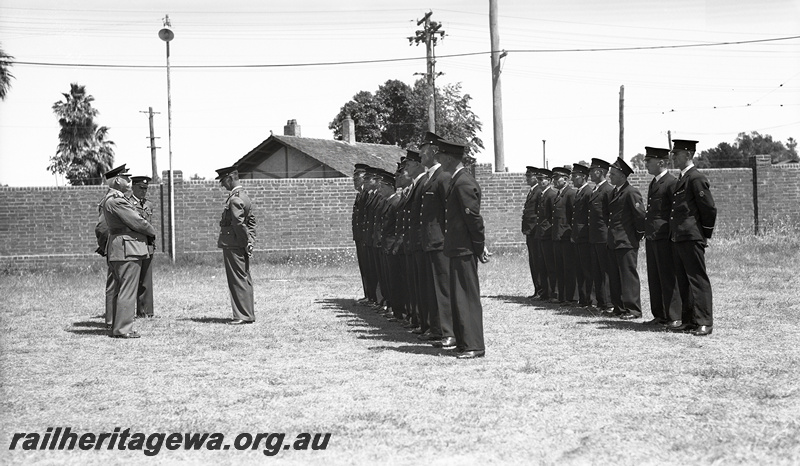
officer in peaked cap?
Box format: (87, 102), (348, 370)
(128, 176), (157, 318)
(96, 164), (131, 330)
(642, 147), (682, 328)
(668, 139), (717, 336)
(551, 166), (577, 305)
(353, 163), (371, 304)
(605, 157), (646, 320)
(570, 163), (593, 308)
(101, 164), (157, 338)
(535, 167), (557, 302)
(401, 147), (428, 334)
(216, 165), (258, 325)
(522, 166), (543, 299)
(586, 158), (613, 311)
(438, 138), (488, 359)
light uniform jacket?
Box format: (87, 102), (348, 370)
(102, 189), (157, 261)
(217, 187), (256, 249)
(128, 194), (157, 255)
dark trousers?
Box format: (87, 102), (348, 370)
(673, 241), (713, 326)
(105, 264), (115, 325)
(575, 242), (593, 305)
(355, 242), (369, 298)
(109, 260), (141, 335)
(363, 245), (377, 302)
(449, 254), (485, 352)
(136, 256), (154, 317)
(377, 248), (390, 307)
(554, 240), (577, 302)
(426, 250), (453, 339)
(223, 248), (255, 321)
(371, 246), (386, 305)
(607, 247), (641, 315)
(389, 254), (407, 318)
(404, 254), (419, 325)
(646, 239), (682, 321)
(590, 242), (611, 308)
(413, 251), (430, 331)
(539, 238), (556, 299)
(525, 235), (542, 296)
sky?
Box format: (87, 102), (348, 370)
(1, 0), (799, 186)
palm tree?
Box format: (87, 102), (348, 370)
(0, 44), (14, 100)
(50, 83), (115, 185)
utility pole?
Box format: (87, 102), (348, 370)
(667, 129), (673, 168)
(489, 0), (505, 172)
(542, 140), (547, 168)
(409, 11), (444, 133)
(619, 85), (625, 159)
(140, 107), (161, 183)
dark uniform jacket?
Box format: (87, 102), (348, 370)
(129, 194), (156, 255)
(102, 189), (158, 262)
(645, 172), (677, 241)
(395, 186), (412, 255)
(217, 187), (256, 249)
(521, 183), (542, 236)
(571, 184), (591, 243)
(552, 186), (576, 241)
(607, 181), (646, 250)
(670, 166), (717, 244)
(420, 165), (452, 252)
(371, 184), (394, 248)
(352, 189), (365, 242)
(403, 174), (427, 254)
(535, 187), (557, 240)
(588, 181), (613, 244)
(381, 191), (403, 255)
(444, 168), (485, 258)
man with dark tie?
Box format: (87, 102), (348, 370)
(604, 157), (646, 320)
(642, 147), (682, 328)
(588, 158), (614, 312)
(668, 139), (717, 336)
(521, 166), (543, 299)
(551, 167), (577, 306)
(535, 169), (557, 301)
(401, 150), (428, 334)
(570, 163), (593, 308)
(439, 138), (489, 359)
(128, 176), (157, 318)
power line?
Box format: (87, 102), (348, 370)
(10, 34), (800, 70)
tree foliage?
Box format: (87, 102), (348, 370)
(329, 78), (484, 156)
(49, 83), (115, 185)
(695, 132), (798, 168)
(0, 43), (14, 100)
(630, 153), (645, 170)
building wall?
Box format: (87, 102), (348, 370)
(1, 155), (796, 268)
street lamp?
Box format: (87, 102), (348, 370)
(159, 15), (176, 263)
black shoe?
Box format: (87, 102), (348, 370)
(456, 350), (486, 359)
(642, 318), (663, 325)
(420, 333), (442, 341)
(560, 301), (577, 307)
(110, 332), (141, 339)
(668, 323), (697, 333)
(432, 337), (457, 349)
(691, 325), (713, 336)
(662, 320), (682, 329)
(619, 312), (642, 320)
(228, 319), (254, 325)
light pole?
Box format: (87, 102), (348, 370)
(542, 140), (547, 169)
(159, 15), (176, 263)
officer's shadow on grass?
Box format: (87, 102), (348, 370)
(484, 294), (536, 306)
(317, 298), (424, 346)
(579, 319), (673, 333)
(368, 344), (450, 357)
(66, 320), (108, 336)
(180, 317), (233, 324)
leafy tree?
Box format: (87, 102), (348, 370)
(330, 78), (484, 156)
(630, 153), (645, 170)
(0, 44), (14, 100)
(49, 83), (115, 185)
(695, 131), (798, 167)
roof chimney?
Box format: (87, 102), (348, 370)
(284, 119), (301, 137)
(342, 114), (356, 145)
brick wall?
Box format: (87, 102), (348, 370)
(1, 156), (797, 268)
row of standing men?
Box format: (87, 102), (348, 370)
(352, 132), (490, 359)
(521, 140), (717, 336)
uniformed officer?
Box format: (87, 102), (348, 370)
(400, 151), (425, 329)
(535, 169), (557, 301)
(101, 164), (158, 338)
(419, 131), (456, 349)
(552, 167), (577, 305)
(521, 166), (543, 299)
(570, 163), (593, 308)
(128, 176), (157, 318)
(216, 166), (257, 325)
(605, 157), (646, 319)
(95, 170), (117, 330)
(587, 158), (614, 311)
(403, 150), (430, 335)
(385, 161), (411, 322)
(668, 139), (717, 336)
(439, 138), (489, 359)
(642, 147), (682, 328)
(352, 163), (370, 303)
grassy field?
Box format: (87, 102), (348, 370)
(1, 233), (799, 465)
